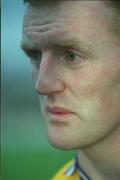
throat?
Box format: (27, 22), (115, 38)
(79, 126), (120, 180)
(77, 150), (120, 180)
(77, 128), (120, 180)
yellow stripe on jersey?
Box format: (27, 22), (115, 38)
(51, 159), (80, 180)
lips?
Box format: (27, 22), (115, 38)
(46, 106), (73, 115)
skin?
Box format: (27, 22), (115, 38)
(21, 1), (120, 179)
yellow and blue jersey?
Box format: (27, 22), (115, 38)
(52, 156), (91, 180)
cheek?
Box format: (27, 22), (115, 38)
(71, 61), (120, 119)
(72, 60), (120, 97)
(99, 83), (120, 120)
(78, 97), (100, 120)
(72, 63), (104, 97)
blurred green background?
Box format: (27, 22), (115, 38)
(1, 1), (75, 179)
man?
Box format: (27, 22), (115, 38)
(21, 0), (120, 179)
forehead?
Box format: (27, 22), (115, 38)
(22, 1), (115, 55)
(24, 1), (108, 26)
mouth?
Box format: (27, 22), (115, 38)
(46, 106), (74, 119)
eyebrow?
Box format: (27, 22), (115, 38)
(55, 38), (94, 55)
(21, 34), (94, 57)
(21, 36), (39, 51)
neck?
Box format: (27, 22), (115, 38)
(78, 126), (120, 180)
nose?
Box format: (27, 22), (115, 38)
(35, 55), (65, 96)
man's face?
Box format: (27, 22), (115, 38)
(22, 1), (120, 150)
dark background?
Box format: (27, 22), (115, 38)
(2, 0), (75, 179)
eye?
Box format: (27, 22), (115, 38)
(65, 50), (85, 65)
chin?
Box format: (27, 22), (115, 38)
(48, 136), (76, 150)
(46, 131), (85, 151)
(47, 137), (100, 151)
(46, 130), (73, 150)
(45, 121), (105, 151)
(46, 130), (104, 151)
